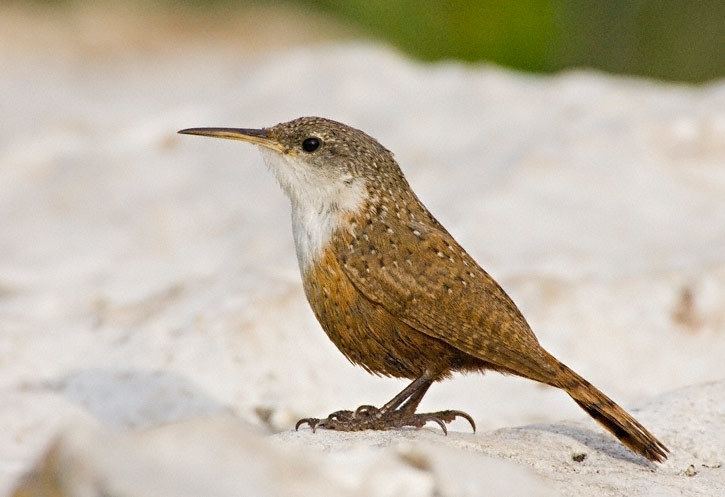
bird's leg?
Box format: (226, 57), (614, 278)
(295, 372), (475, 434)
(395, 379), (433, 413)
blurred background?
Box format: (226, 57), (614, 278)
(2, 2), (725, 496)
(4, 0), (724, 82)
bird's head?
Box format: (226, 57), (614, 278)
(179, 117), (400, 213)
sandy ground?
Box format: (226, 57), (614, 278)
(1, 15), (724, 496)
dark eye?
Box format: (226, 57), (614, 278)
(302, 137), (321, 152)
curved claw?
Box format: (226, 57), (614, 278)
(423, 416), (448, 435)
(451, 410), (476, 433)
(295, 418), (320, 433)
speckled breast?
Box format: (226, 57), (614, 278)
(301, 242), (472, 379)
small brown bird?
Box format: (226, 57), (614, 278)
(179, 117), (668, 462)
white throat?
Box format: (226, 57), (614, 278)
(260, 148), (367, 272)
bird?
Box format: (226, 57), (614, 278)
(178, 116), (669, 462)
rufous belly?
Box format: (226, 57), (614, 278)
(302, 244), (482, 378)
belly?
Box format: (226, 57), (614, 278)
(301, 246), (476, 378)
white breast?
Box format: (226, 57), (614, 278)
(259, 148), (367, 272)
(290, 201), (341, 271)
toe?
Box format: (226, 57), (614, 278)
(328, 410), (354, 421)
(447, 410), (476, 433)
(295, 418), (320, 432)
(354, 405), (380, 418)
(431, 410), (476, 433)
(422, 415), (448, 435)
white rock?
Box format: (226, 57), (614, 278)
(1, 42), (724, 497)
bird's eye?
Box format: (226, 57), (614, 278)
(302, 137), (321, 152)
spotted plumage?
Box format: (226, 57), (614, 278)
(179, 117), (668, 462)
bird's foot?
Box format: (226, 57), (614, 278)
(295, 406), (475, 435)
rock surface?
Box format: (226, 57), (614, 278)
(9, 382), (724, 497)
(1, 41), (724, 496)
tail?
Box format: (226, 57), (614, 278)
(554, 361), (669, 462)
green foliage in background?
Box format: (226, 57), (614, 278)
(298, 0), (724, 82)
(33, 0), (724, 82)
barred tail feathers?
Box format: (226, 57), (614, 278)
(555, 361), (669, 462)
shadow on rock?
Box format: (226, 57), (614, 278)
(42, 368), (233, 429)
(528, 423), (650, 466)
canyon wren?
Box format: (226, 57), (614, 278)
(179, 117), (668, 462)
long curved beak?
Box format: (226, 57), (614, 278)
(177, 127), (284, 152)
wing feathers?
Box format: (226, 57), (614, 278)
(335, 212), (556, 382)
